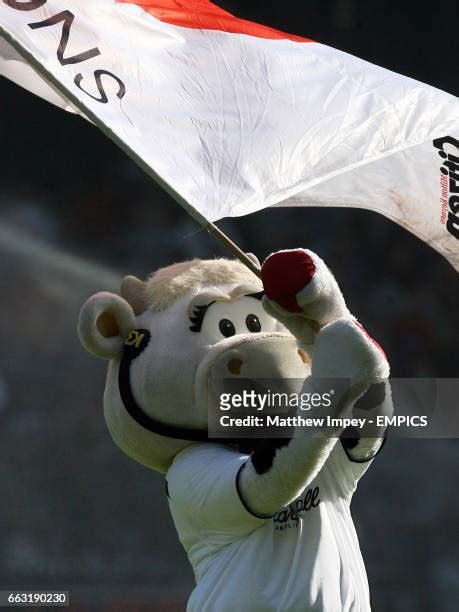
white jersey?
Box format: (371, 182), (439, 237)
(166, 442), (373, 612)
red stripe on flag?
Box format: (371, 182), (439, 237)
(116, 0), (311, 42)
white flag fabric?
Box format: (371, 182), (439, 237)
(1, 0), (458, 269)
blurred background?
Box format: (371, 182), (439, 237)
(0, 0), (458, 610)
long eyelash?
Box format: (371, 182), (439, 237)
(189, 302), (215, 332)
(188, 293), (263, 333)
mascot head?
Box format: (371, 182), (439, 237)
(78, 256), (310, 473)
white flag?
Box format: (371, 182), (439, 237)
(1, 0), (458, 269)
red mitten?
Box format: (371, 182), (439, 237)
(261, 249), (316, 313)
(261, 248), (351, 330)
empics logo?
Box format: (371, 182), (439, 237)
(433, 136), (459, 239)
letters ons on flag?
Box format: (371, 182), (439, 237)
(0, 0), (458, 270)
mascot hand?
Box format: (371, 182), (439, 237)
(261, 249), (350, 343)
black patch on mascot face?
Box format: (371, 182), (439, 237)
(123, 329), (151, 358)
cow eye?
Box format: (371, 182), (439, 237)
(195, 296), (277, 344)
(219, 318), (236, 338)
(246, 314), (261, 333)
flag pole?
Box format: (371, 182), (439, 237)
(0, 27), (262, 279)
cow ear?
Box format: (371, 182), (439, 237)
(78, 292), (137, 359)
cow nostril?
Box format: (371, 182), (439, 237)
(228, 358), (243, 375)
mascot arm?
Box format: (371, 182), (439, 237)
(263, 248), (391, 462)
(237, 249), (390, 517)
(237, 432), (337, 518)
(238, 318), (389, 516)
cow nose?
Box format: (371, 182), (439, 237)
(227, 357), (244, 375)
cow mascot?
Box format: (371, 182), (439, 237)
(78, 248), (391, 612)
